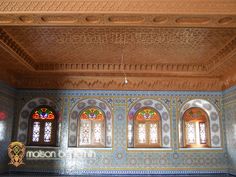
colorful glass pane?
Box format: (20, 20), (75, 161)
(149, 123), (158, 144)
(184, 108), (207, 121)
(136, 108), (159, 121)
(138, 124), (146, 143)
(32, 122), (40, 142)
(81, 108), (104, 120)
(186, 122), (196, 144)
(32, 108), (55, 120)
(44, 122), (52, 143)
(94, 123), (102, 143)
(199, 123), (206, 144)
(80, 121), (91, 145)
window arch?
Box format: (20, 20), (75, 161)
(134, 107), (161, 148)
(179, 99), (222, 148)
(78, 107), (105, 147)
(69, 98), (113, 148)
(128, 99), (171, 148)
(27, 106), (57, 146)
(183, 107), (210, 148)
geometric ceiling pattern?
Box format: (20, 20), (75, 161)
(0, 0), (236, 91)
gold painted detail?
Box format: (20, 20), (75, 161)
(8, 142), (25, 167)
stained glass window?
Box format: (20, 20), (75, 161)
(44, 122), (52, 143)
(183, 108), (209, 148)
(32, 108), (55, 120)
(138, 124), (146, 144)
(186, 122), (196, 144)
(199, 123), (206, 144)
(32, 122), (40, 142)
(28, 106), (57, 146)
(134, 108), (161, 147)
(79, 107), (105, 147)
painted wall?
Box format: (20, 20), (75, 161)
(0, 82), (15, 174)
(223, 86), (236, 175)
(9, 89), (228, 175)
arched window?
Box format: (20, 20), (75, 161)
(28, 106), (57, 146)
(183, 107), (210, 148)
(78, 107), (105, 147)
(134, 107), (161, 148)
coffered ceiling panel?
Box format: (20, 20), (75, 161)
(4, 27), (236, 64)
(0, 0), (236, 90)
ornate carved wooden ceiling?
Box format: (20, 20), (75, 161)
(0, 0), (236, 90)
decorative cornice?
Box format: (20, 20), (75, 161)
(37, 63), (208, 75)
(0, 14), (235, 27)
(207, 36), (236, 75)
(0, 28), (36, 70)
(222, 71), (236, 90)
(13, 76), (222, 91)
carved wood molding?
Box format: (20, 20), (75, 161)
(37, 63), (208, 75)
(12, 76), (222, 91)
(207, 36), (236, 75)
(0, 28), (36, 70)
(0, 14), (236, 27)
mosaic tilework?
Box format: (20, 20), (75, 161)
(223, 86), (236, 175)
(68, 98), (113, 147)
(127, 98), (171, 147)
(179, 99), (222, 148)
(0, 82), (15, 174)
(6, 88), (230, 175)
(16, 97), (62, 145)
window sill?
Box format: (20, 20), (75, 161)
(127, 147), (172, 151)
(26, 146), (60, 149)
(68, 147), (113, 150)
(179, 147), (223, 151)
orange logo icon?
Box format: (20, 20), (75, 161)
(8, 142), (25, 167)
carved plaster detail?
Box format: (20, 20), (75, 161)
(0, 14), (236, 27)
(207, 36), (236, 75)
(13, 76), (222, 91)
(37, 63), (207, 74)
(0, 28), (36, 70)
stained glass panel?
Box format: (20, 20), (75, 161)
(94, 123), (102, 143)
(32, 108), (55, 120)
(81, 108), (104, 120)
(199, 122), (206, 144)
(149, 123), (158, 144)
(44, 122), (52, 143)
(136, 108), (160, 121)
(80, 121), (91, 145)
(138, 124), (146, 143)
(32, 122), (40, 142)
(186, 122), (196, 144)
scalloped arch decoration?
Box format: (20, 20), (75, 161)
(68, 98), (113, 147)
(17, 97), (60, 144)
(179, 99), (222, 148)
(128, 99), (171, 148)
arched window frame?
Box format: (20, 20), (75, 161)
(78, 107), (106, 148)
(183, 107), (211, 148)
(127, 99), (171, 148)
(68, 98), (113, 148)
(27, 105), (58, 146)
(178, 99), (222, 148)
(134, 107), (162, 148)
